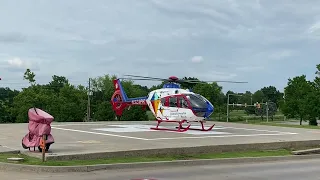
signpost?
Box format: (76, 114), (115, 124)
(40, 135), (46, 162)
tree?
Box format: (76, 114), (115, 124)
(306, 64), (320, 125)
(0, 87), (19, 123)
(23, 69), (36, 85)
(282, 75), (313, 125)
(12, 74), (87, 122)
(47, 75), (69, 93)
(260, 86), (282, 107)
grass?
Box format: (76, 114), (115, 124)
(0, 149), (292, 166)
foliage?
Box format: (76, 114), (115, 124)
(281, 64), (320, 125)
(23, 68), (36, 85)
(0, 64), (319, 126)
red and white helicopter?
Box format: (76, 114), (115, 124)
(110, 75), (247, 132)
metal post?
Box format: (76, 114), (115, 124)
(283, 91), (286, 121)
(40, 135), (46, 162)
(227, 94), (229, 122)
(87, 78), (91, 122)
(266, 102), (268, 122)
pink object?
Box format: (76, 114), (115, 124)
(21, 107), (54, 152)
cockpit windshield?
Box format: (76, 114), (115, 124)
(184, 93), (208, 109)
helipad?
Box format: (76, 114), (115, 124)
(1, 121), (320, 160)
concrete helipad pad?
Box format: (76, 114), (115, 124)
(1, 121), (320, 160)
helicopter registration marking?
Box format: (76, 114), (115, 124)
(131, 99), (146, 105)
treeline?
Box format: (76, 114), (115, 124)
(0, 64), (319, 125)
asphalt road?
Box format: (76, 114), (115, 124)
(2, 158), (320, 180)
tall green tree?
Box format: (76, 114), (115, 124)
(12, 72), (87, 122)
(282, 75), (313, 125)
(0, 87), (19, 123)
(260, 86), (282, 106)
(23, 68), (36, 85)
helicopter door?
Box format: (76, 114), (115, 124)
(165, 96), (179, 120)
(178, 96), (189, 109)
(169, 96), (178, 108)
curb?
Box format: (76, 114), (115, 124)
(0, 150), (20, 154)
(22, 140), (320, 161)
(1, 154), (320, 173)
(292, 148), (320, 155)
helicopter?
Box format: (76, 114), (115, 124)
(110, 75), (248, 132)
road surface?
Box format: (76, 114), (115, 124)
(1, 158), (320, 180)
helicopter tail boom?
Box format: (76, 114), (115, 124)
(111, 79), (148, 116)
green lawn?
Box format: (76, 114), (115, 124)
(0, 149), (292, 166)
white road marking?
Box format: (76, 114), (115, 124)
(147, 132), (298, 140)
(52, 123), (296, 135)
(52, 123), (106, 127)
(51, 127), (149, 140)
(52, 124), (299, 141)
(77, 140), (101, 144)
(0, 145), (17, 150)
(93, 124), (230, 135)
(220, 126), (294, 133)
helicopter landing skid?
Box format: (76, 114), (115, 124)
(177, 121), (215, 131)
(150, 119), (191, 132)
(150, 119), (215, 132)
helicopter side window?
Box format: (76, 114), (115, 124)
(178, 96), (188, 108)
(160, 98), (166, 106)
(169, 96), (177, 107)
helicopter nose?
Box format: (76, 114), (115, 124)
(205, 102), (214, 118)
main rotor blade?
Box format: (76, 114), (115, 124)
(123, 75), (248, 83)
(123, 74), (166, 80)
(181, 79), (248, 84)
(119, 77), (165, 81)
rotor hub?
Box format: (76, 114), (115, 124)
(168, 76), (178, 82)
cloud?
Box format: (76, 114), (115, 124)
(6, 57), (34, 69)
(0, 57), (40, 75)
(0, 1), (320, 93)
(0, 32), (26, 43)
(191, 56), (203, 63)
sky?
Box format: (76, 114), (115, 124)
(1, 0), (320, 94)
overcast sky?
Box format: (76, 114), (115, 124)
(1, 0), (320, 93)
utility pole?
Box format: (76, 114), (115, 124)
(283, 90), (286, 121)
(227, 94), (229, 122)
(266, 101), (268, 122)
(87, 78), (91, 122)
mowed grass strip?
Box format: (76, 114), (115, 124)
(0, 149), (291, 166)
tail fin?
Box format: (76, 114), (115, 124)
(113, 79), (129, 101)
(110, 79), (148, 117)
(111, 79), (129, 116)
